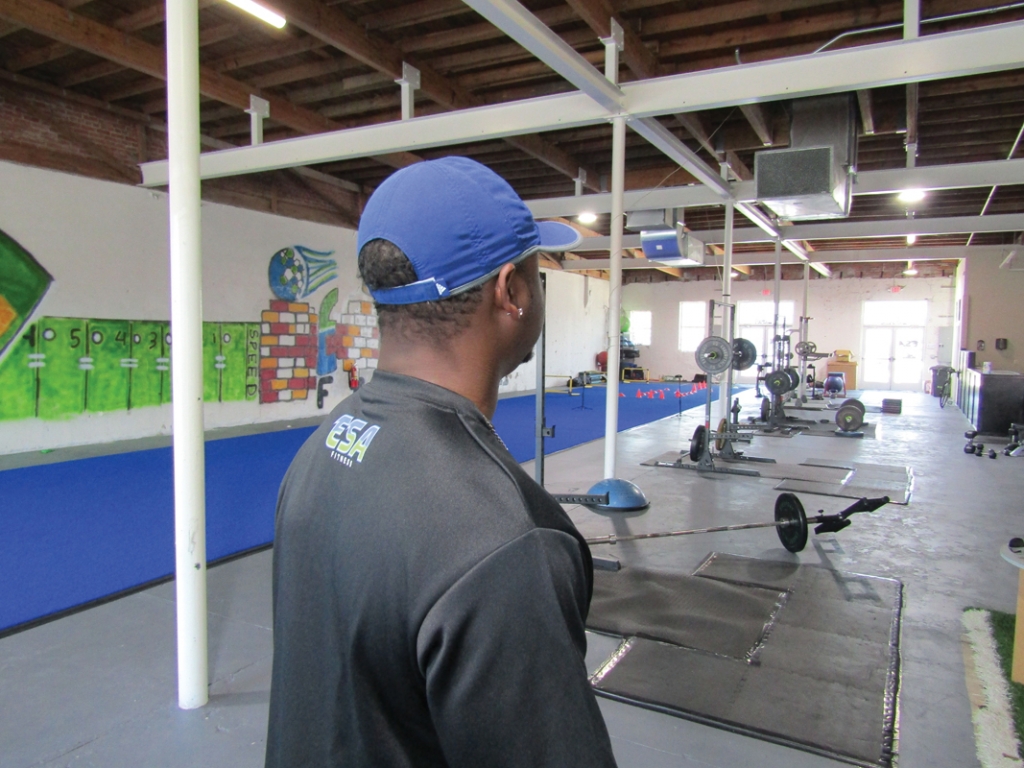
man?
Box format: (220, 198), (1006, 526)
(265, 157), (618, 768)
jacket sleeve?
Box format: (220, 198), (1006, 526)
(416, 528), (618, 768)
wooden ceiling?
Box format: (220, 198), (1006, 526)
(2, 0), (1023, 276)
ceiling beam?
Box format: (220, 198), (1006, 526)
(739, 103), (774, 146)
(562, 0), (660, 80)
(0, 0), (421, 173)
(856, 89), (875, 135)
(268, 0), (602, 190)
(139, 22), (1024, 185)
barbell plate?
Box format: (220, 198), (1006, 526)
(732, 337), (757, 371)
(760, 397), (771, 422)
(840, 398), (866, 415)
(785, 367), (801, 391)
(690, 424), (708, 462)
(695, 335), (733, 375)
(715, 418), (729, 451)
(835, 404), (865, 432)
(794, 340), (817, 357)
(775, 492), (808, 553)
(764, 370), (791, 395)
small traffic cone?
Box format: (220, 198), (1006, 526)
(675, 390), (683, 398)
(636, 389), (643, 398)
(619, 392), (625, 397)
(659, 390), (665, 399)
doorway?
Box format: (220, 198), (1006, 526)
(861, 301), (927, 390)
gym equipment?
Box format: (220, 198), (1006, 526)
(582, 493), (891, 554)
(715, 418), (730, 451)
(580, 478), (650, 512)
(765, 370), (793, 396)
(732, 338), (757, 371)
(835, 404), (865, 432)
(696, 335), (733, 375)
(690, 424), (707, 462)
(840, 398), (866, 415)
(823, 372), (846, 398)
(989, 449), (998, 459)
(881, 398), (903, 414)
(760, 397), (771, 422)
(785, 367), (801, 391)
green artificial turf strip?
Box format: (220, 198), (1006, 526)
(985, 609), (1024, 758)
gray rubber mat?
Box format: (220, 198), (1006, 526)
(774, 477), (912, 505)
(587, 566), (786, 661)
(590, 553), (902, 767)
(753, 421), (877, 439)
(642, 452), (852, 483)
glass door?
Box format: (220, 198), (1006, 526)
(861, 326), (925, 389)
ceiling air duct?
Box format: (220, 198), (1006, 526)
(628, 209), (707, 266)
(754, 94), (857, 221)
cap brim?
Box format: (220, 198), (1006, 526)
(536, 220), (583, 252)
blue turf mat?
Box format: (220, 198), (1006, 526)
(0, 381), (714, 631)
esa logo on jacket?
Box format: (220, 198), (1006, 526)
(325, 414), (380, 467)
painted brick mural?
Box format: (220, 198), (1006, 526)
(258, 300), (318, 403)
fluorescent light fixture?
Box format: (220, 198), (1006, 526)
(577, 212), (598, 225)
(907, 233), (917, 245)
(897, 189), (926, 204)
(903, 260), (918, 276)
(224, 0), (286, 28)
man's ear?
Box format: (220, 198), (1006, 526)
(492, 262), (520, 316)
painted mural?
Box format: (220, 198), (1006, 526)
(0, 229), (52, 360)
(0, 240), (378, 421)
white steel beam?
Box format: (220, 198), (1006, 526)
(459, 0), (623, 110)
(560, 245), (1006, 269)
(629, 117), (731, 198)
(139, 22), (1024, 186)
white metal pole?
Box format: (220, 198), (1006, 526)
(772, 238), (781, 366)
(166, 0), (208, 710)
(798, 262), (810, 399)
(719, 170), (734, 425)
(604, 115), (626, 479)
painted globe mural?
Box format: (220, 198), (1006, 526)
(268, 245), (337, 301)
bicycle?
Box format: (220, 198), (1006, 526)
(939, 368), (956, 408)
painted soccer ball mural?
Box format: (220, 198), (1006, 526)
(268, 246), (337, 301)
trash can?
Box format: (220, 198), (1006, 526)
(930, 365), (954, 397)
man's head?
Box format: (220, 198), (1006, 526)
(356, 158), (580, 371)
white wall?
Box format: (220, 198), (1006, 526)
(963, 252), (1024, 373)
(0, 161), (608, 453)
(499, 270), (610, 394)
(622, 273), (955, 387)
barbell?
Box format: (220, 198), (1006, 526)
(551, 493), (891, 553)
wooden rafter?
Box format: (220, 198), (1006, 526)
(0, 0), (419, 174)
(857, 89), (875, 135)
(267, 0), (603, 191)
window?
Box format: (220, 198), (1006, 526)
(737, 300), (795, 328)
(628, 310), (652, 346)
(862, 301), (928, 326)
(678, 301), (705, 352)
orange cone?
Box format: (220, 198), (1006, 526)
(659, 390), (665, 399)
(636, 389), (643, 398)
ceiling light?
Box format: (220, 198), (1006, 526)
(898, 189), (926, 204)
(577, 212), (598, 225)
(903, 260), (918, 276)
(906, 233), (917, 245)
(224, 0), (286, 28)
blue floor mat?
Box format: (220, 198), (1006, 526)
(0, 381), (715, 632)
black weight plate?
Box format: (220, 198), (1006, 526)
(764, 370), (791, 395)
(775, 492), (808, 553)
(840, 398), (866, 414)
(690, 424), (707, 462)
(760, 397), (771, 422)
(785, 367), (801, 391)
(695, 336), (733, 375)
(732, 337), (757, 371)
(835, 404), (864, 432)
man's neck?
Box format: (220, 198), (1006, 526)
(377, 343), (501, 419)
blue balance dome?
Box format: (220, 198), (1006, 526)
(585, 478), (650, 512)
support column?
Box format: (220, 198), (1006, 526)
(718, 165), (734, 425)
(166, 0), (208, 710)
(773, 238), (782, 368)
(604, 115), (626, 480)
(904, 0), (919, 168)
(798, 262), (810, 399)
(534, 273), (547, 486)
(396, 63), (421, 121)
(245, 95), (269, 146)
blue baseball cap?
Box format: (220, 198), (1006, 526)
(357, 157), (582, 305)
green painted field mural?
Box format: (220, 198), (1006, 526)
(0, 318), (259, 421)
(0, 229), (52, 360)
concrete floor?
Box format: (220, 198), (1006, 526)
(1, 390), (1019, 767)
